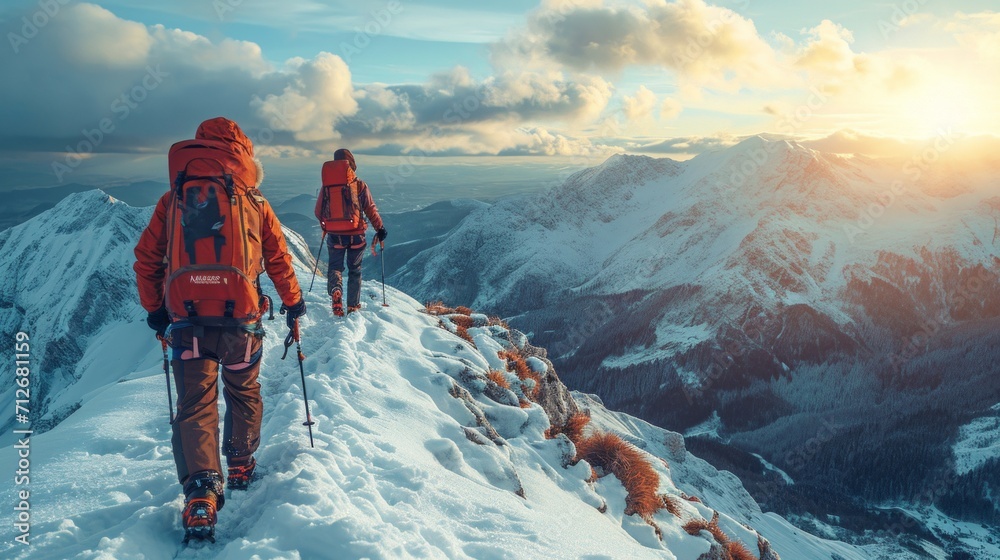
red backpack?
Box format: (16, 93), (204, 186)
(164, 118), (267, 326)
(314, 160), (364, 233)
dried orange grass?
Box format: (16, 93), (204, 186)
(486, 316), (510, 329)
(575, 432), (662, 519)
(486, 369), (510, 389)
(660, 495), (684, 518)
(683, 511), (747, 551)
(455, 324), (474, 344)
(726, 540), (755, 560)
(545, 412), (591, 444)
(498, 349), (541, 399)
(449, 314), (475, 329)
(425, 301), (455, 315)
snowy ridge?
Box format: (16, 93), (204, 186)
(0, 191), (152, 432)
(0, 191), (877, 559)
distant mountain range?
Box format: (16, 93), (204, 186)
(389, 136), (1000, 547)
(0, 180), (168, 231)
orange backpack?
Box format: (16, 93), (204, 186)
(315, 160), (364, 233)
(164, 118), (267, 326)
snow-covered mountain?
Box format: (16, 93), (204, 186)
(393, 136), (1000, 383)
(3, 191), (951, 558)
(390, 137), (1000, 552)
(0, 191), (152, 432)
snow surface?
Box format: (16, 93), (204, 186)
(0, 191), (885, 559)
(953, 403), (1000, 475)
(750, 454), (794, 485)
(880, 505), (1000, 560)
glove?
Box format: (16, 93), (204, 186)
(284, 299), (306, 329)
(376, 228), (388, 242)
(146, 306), (170, 339)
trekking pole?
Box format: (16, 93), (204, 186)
(308, 232), (327, 293)
(158, 336), (175, 424)
(280, 309), (315, 448)
(379, 240), (388, 307)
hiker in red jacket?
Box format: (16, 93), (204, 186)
(134, 117), (305, 542)
(314, 148), (387, 316)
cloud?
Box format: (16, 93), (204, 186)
(944, 12), (1000, 58)
(260, 65), (614, 155)
(633, 134), (739, 154)
(0, 3), (616, 163)
(251, 53), (358, 142)
(795, 20), (857, 75)
(797, 129), (916, 157)
(49, 3), (152, 67)
(623, 86), (656, 121)
(0, 3), (286, 155)
(791, 19), (925, 96)
(496, 0), (787, 92)
(660, 98), (683, 120)
(497, 126), (615, 156)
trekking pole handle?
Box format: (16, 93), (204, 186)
(279, 304), (297, 359)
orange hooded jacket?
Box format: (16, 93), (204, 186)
(133, 117), (302, 315)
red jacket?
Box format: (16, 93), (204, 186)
(352, 179), (384, 235)
(133, 192), (303, 313)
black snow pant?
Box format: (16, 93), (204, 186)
(327, 234), (366, 308)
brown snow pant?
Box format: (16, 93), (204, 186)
(169, 327), (264, 486)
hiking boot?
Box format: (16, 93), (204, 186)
(347, 304), (361, 314)
(182, 492), (217, 543)
(182, 471), (224, 543)
(227, 457), (256, 491)
(331, 288), (344, 317)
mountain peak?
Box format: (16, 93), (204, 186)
(562, 152), (680, 189)
(55, 188), (124, 209)
(598, 152), (677, 170)
(730, 134), (809, 155)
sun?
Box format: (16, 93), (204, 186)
(893, 79), (982, 137)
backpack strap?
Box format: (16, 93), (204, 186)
(320, 184), (331, 221)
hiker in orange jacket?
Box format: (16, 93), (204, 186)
(133, 117), (305, 541)
(315, 148), (386, 315)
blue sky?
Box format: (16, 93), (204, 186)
(1, 0), (998, 186)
